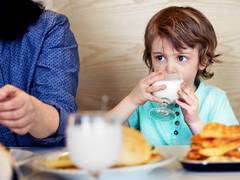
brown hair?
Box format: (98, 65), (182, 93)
(143, 6), (220, 85)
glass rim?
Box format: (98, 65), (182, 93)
(69, 110), (106, 116)
(164, 73), (183, 80)
(67, 110), (121, 125)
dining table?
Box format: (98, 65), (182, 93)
(17, 145), (240, 180)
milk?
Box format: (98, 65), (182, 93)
(152, 78), (182, 103)
(67, 119), (122, 172)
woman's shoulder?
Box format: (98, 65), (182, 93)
(31, 10), (69, 31)
(40, 10), (68, 23)
(25, 10), (72, 47)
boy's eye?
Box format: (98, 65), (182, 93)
(156, 55), (165, 62)
(178, 56), (188, 62)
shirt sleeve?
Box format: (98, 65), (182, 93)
(128, 107), (140, 130)
(209, 92), (239, 125)
(27, 14), (80, 146)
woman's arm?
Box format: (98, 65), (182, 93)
(0, 12), (79, 145)
(0, 85), (59, 138)
(28, 13), (79, 142)
(29, 95), (59, 138)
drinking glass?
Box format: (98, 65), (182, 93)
(66, 111), (122, 179)
(150, 73), (183, 121)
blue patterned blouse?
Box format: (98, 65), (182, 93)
(0, 10), (80, 147)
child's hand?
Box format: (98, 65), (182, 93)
(128, 72), (166, 106)
(176, 83), (204, 134)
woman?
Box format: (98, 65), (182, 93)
(0, 0), (79, 146)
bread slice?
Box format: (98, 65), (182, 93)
(115, 127), (152, 166)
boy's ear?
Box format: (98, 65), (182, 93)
(198, 57), (208, 70)
(198, 63), (206, 70)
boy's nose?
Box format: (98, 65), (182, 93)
(166, 61), (178, 74)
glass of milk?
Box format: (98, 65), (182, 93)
(66, 111), (122, 179)
(150, 73), (183, 121)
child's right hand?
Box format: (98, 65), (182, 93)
(127, 72), (166, 106)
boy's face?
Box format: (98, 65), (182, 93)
(151, 37), (205, 91)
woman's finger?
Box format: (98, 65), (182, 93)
(0, 116), (31, 129)
(0, 85), (18, 101)
(0, 104), (27, 120)
(0, 94), (25, 111)
(11, 124), (32, 135)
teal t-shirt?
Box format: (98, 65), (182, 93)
(128, 81), (239, 146)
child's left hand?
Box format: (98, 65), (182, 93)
(175, 83), (204, 134)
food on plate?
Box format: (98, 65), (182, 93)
(114, 127), (164, 167)
(185, 122), (240, 162)
(42, 127), (164, 169)
(42, 152), (77, 169)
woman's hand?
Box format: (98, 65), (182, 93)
(0, 85), (36, 135)
(176, 83), (205, 134)
(0, 84), (59, 138)
(128, 72), (166, 106)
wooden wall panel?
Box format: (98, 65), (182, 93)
(48, 0), (240, 120)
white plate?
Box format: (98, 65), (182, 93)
(31, 150), (175, 179)
(10, 149), (34, 166)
